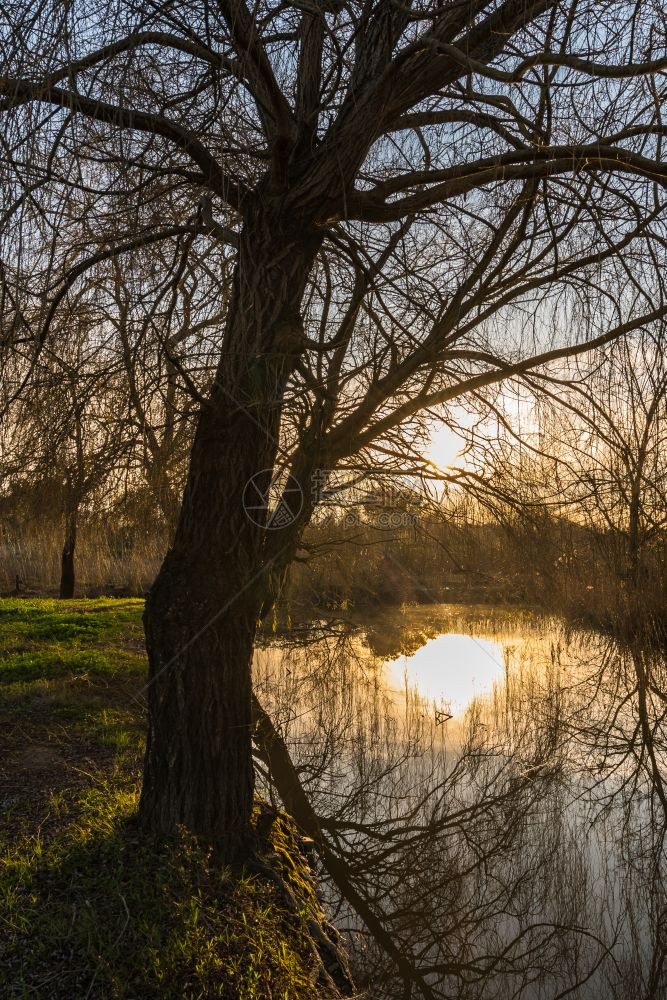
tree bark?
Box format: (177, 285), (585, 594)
(59, 506), (77, 599)
(138, 204), (321, 858)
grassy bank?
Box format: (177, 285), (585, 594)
(0, 598), (350, 1000)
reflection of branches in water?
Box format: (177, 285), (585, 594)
(543, 629), (667, 1000)
(549, 631), (667, 823)
(489, 624), (667, 997)
(253, 614), (667, 998)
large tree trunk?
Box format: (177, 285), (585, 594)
(138, 205), (321, 859)
(59, 506), (77, 599)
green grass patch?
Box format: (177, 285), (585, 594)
(0, 598), (148, 760)
(0, 647), (147, 685)
(0, 598), (149, 849)
(0, 783), (329, 999)
(0, 598), (340, 999)
(0, 597), (144, 647)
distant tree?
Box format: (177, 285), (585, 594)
(2, 0), (667, 863)
(537, 332), (667, 588)
(2, 313), (129, 597)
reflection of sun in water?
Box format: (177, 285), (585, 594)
(385, 633), (507, 712)
(423, 423), (467, 470)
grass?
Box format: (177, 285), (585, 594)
(0, 598), (341, 1000)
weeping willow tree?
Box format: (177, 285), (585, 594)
(1, 0), (667, 861)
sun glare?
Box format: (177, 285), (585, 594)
(424, 423), (467, 470)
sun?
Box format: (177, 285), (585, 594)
(423, 423), (467, 471)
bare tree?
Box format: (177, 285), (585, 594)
(466, 326), (667, 630)
(1, 308), (129, 597)
(533, 332), (667, 592)
(2, 0), (667, 860)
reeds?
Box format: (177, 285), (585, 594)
(0, 520), (165, 596)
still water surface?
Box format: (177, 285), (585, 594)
(362, 603), (557, 714)
(254, 603), (666, 999)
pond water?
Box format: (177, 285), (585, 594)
(253, 603), (667, 999)
(358, 603), (569, 721)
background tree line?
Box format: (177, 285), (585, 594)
(2, 318), (665, 646)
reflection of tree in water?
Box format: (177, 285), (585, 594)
(363, 620), (440, 660)
(356, 604), (534, 661)
(253, 611), (667, 998)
